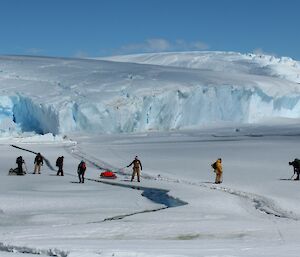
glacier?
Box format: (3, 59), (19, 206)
(0, 52), (300, 135)
(103, 51), (300, 84)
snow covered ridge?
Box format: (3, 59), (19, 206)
(0, 53), (300, 135)
(102, 51), (300, 84)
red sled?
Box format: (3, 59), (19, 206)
(100, 171), (117, 179)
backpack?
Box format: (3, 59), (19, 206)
(81, 162), (86, 170)
(294, 159), (300, 169)
(211, 162), (217, 169)
(56, 157), (60, 167)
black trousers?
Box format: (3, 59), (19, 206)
(78, 171), (85, 183)
(17, 163), (23, 175)
(57, 165), (64, 176)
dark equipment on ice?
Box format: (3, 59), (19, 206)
(289, 159), (300, 180)
(14, 156), (27, 175)
(8, 167), (26, 176)
(9, 156), (27, 175)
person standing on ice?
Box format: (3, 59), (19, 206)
(34, 153), (43, 174)
(127, 156), (143, 182)
(56, 156), (64, 176)
(16, 156), (24, 175)
(77, 160), (87, 183)
(289, 159), (300, 180)
(211, 158), (223, 184)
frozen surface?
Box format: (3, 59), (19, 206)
(1, 125), (300, 256)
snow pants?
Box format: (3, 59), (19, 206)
(78, 170), (85, 183)
(57, 165), (64, 176)
(131, 167), (140, 182)
(215, 171), (222, 184)
(17, 163), (23, 175)
(34, 163), (42, 174)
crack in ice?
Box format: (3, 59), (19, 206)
(0, 242), (68, 257)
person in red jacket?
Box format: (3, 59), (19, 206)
(77, 160), (87, 183)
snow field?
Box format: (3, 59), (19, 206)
(1, 126), (300, 256)
(0, 142), (164, 256)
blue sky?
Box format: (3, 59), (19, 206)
(1, 0), (300, 59)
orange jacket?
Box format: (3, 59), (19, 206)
(216, 160), (222, 173)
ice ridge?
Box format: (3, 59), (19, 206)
(0, 54), (300, 135)
(0, 85), (300, 135)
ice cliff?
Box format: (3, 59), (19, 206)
(0, 52), (300, 136)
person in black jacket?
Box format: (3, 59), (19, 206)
(56, 156), (64, 176)
(16, 156), (24, 175)
(77, 161), (86, 183)
(289, 159), (300, 180)
(34, 153), (43, 174)
(127, 156), (143, 182)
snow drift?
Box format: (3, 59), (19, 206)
(0, 52), (300, 135)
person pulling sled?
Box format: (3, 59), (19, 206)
(127, 156), (142, 182)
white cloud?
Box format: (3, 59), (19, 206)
(192, 41), (209, 50)
(74, 50), (89, 58)
(145, 39), (171, 51)
(25, 48), (44, 55)
(118, 38), (209, 54)
(175, 39), (210, 51)
(253, 48), (277, 57)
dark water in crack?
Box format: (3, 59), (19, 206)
(90, 179), (188, 208)
(142, 188), (187, 207)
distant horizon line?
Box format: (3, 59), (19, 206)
(1, 50), (299, 62)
